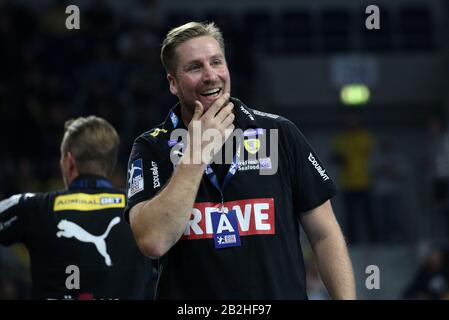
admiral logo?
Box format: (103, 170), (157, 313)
(151, 161), (161, 189)
(239, 106), (255, 121)
(308, 153), (330, 181)
(182, 198), (275, 240)
(54, 193), (126, 211)
(128, 158), (144, 198)
(100, 197), (122, 205)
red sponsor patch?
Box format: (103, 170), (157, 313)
(182, 198), (275, 240)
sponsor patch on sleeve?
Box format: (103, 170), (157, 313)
(128, 158), (144, 198)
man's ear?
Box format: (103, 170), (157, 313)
(167, 73), (178, 96)
(66, 152), (79, 182)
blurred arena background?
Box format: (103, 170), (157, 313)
(1, 0), (449, 299)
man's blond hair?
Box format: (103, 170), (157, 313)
(61, 116), (119, 177)
(161, 21), (225, 75)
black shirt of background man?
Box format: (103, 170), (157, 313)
(0, 175), (154, 300)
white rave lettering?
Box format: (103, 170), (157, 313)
(233, 204), (252, 232)
(204, 207), (215, 234)
(182, 198), (275, 240)
(185, 208), (203, 236)
(254, 203), (271, 231)
(216, 214), (235, 234)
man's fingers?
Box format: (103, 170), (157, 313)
(192, 101), (204, 121)
(215, 102), (234, 123)
(204, 92), (230, 118)
(223, 124), (235, 142)
(220, 112), (235, 129)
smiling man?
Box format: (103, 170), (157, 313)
(125, 22), (355, 300)
(165, 31), (231, 124)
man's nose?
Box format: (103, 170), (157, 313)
(202, 64), (218, 83)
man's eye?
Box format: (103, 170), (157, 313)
(188, 64), (200, 71)
(212, 60), (222, 65)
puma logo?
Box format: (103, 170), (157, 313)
(56, 217), (121, 267)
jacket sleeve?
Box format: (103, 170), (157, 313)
(124, 136), (173, 223)
(0, 193), (37, 246)
(281, 119), (338, 214)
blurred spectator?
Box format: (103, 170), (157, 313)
(426, 115), (449, 238)
(129, 0), (163, 28)
(39, 1), (71, 37)
(369, 139), (408, 243)
(403, 247), (449, 299)
(427, 116), (449, 204)
(0, 245), (31, 299)
(332, 111), (375, 244)
(117, 22), (160, 63)
(0, 278), (18, 299)
(14, 158), (42, 193)
(83, 0), (117, 43)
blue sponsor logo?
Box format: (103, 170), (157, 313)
(128, 158), (144, 198)
(259, 157), (272, 169)
(205, 166), (214, 175)
(243, 128), (264, 137)
(170, 111), (179, 128)
(168, 139), (178, 147)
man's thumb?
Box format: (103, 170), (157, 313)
(192, 101), (204, 120)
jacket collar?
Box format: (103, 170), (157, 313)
(69, 175), (113, 190)
(163, 97), (261, 133)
